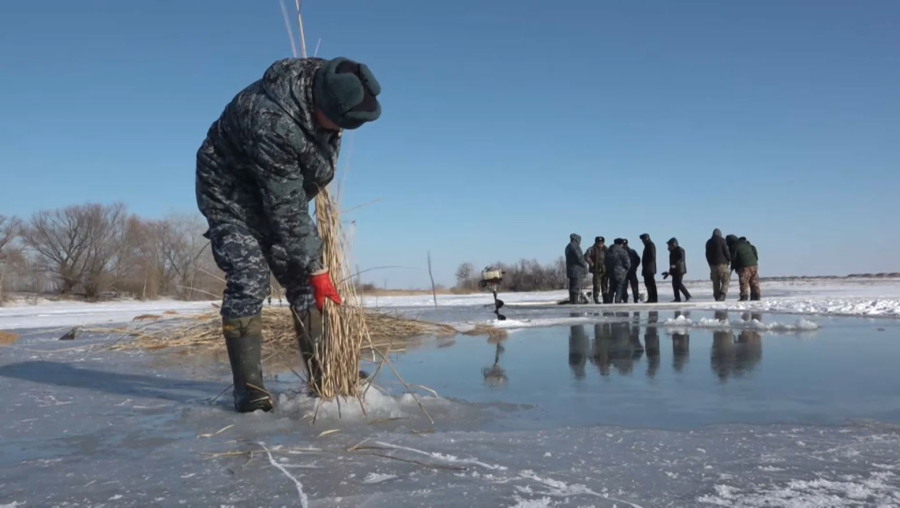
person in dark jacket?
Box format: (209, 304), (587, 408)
(622, 239), (642, 303)
(706, 228), (732, 302)
(727, 235), (761, 301)
(665, 238), (691, 302)
(583, 237), (608, 304)
(196, 57), (382, 412)
(565, 234), (589, 304)
(640, 234), (658, 303)
(605, 239), (631, 303)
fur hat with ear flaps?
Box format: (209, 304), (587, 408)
(314, 57), (381, 130)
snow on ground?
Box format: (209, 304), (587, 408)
(0, 298), (217, 330)
(1, 278), (899, 332)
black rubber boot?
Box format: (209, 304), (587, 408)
(223, 315), (273, 413)
(739, 295), (749, 302)
(569, 291), (579, 305)
(750, 293), (761, 301)
(292, 307), (324, 391)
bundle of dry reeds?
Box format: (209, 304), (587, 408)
(109, 307), (456, 355)
(309, 188), (371, 398)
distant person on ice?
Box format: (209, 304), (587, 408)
(196, 57), (382, 413)
(640, 234), (658, 303)
(605, 238), (631, 303)
(584, 236), (608, 304)
(622, 239), (641, 303)
(706, 228), (732, 301)
(727, 235), (761, 301)
(565, 234), (589, 304)
(665, 238), (691, 302)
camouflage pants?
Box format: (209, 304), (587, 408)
(208, 223), (315, 319)
(738, 266), (761, 299)
(592, 271), (608, 303)
(710, 264), (730, 301)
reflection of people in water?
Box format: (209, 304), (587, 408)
(711, 329), (735, 382)
(735, 328), (762, 376)
(710, 311), (763, 381)
(482, 340), (508, 387)
(568, 325), (590, 380)
(609, 319), (634, 375)
(593, 323), (611, 376)
(645, 311), (660, 378)
(672, 311), (690, 372)
(630, 312), (645, 358)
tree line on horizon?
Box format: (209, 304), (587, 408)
(0, 205), (225, 303)
(454, 259), (568, 293)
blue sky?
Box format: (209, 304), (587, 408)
(1, 1), (898, 288)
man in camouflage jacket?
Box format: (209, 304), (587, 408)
(196, 57), (381, 412)
(584, 236), (608, 304)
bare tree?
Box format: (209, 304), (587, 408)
(81, 203), (128, 298)
(455, 262), (477, 291)
(0, 215), (23, 303)
(24, 205), (94, 294)
(157, 214), (210, 298)
(23, 203), (128, 298)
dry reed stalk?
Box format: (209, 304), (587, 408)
(0, 331), (20, 346)
(310, 188), (372, 399)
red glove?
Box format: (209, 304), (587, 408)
(310, 271), (342, 311)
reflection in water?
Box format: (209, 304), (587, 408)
(672, 311), (690, 372)
(710, 311), (764, 382)
(568, 325), (590, 380)
(562, 311), (772, 381)
(592, 323), (611, 376)
(645, 311), (660, 378)
(482, 342), (508, 387)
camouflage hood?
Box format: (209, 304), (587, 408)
(260, 58), (324, 136)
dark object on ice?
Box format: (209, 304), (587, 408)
(641, 235), (658, 303)
(479, 267), (507, 320)
(223, 315), (273, 413)
(565, 234), (589, 304)
(58, 328), (80, 341)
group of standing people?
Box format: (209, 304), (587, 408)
(565, 230), (760, 305)
(705, 229), (761, 301)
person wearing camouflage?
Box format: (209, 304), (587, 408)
(706, 228), (732, 301)
(196, 57), (382, 412)
(605, 239), (632, 303)
(584, 237), (608, 304)
(727, 235), (761, 301)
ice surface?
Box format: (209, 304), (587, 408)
(2, 280), (900, 506)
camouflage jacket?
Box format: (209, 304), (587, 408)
(605, 244), (631, 277)
(584, 244), (607, 274)
(196, 58), (341, 272)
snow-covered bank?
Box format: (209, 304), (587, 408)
(2, 278), (899, 331)
(0, 299), (216, 330)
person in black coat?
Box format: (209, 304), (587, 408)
(666, 238), (692, 302)
(621, 239), (642, 303)
(640, 234), (658, 303)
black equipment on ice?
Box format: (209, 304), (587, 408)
(479, 267), (507, 321)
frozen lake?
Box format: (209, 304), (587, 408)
(1, 299), (900, 506)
